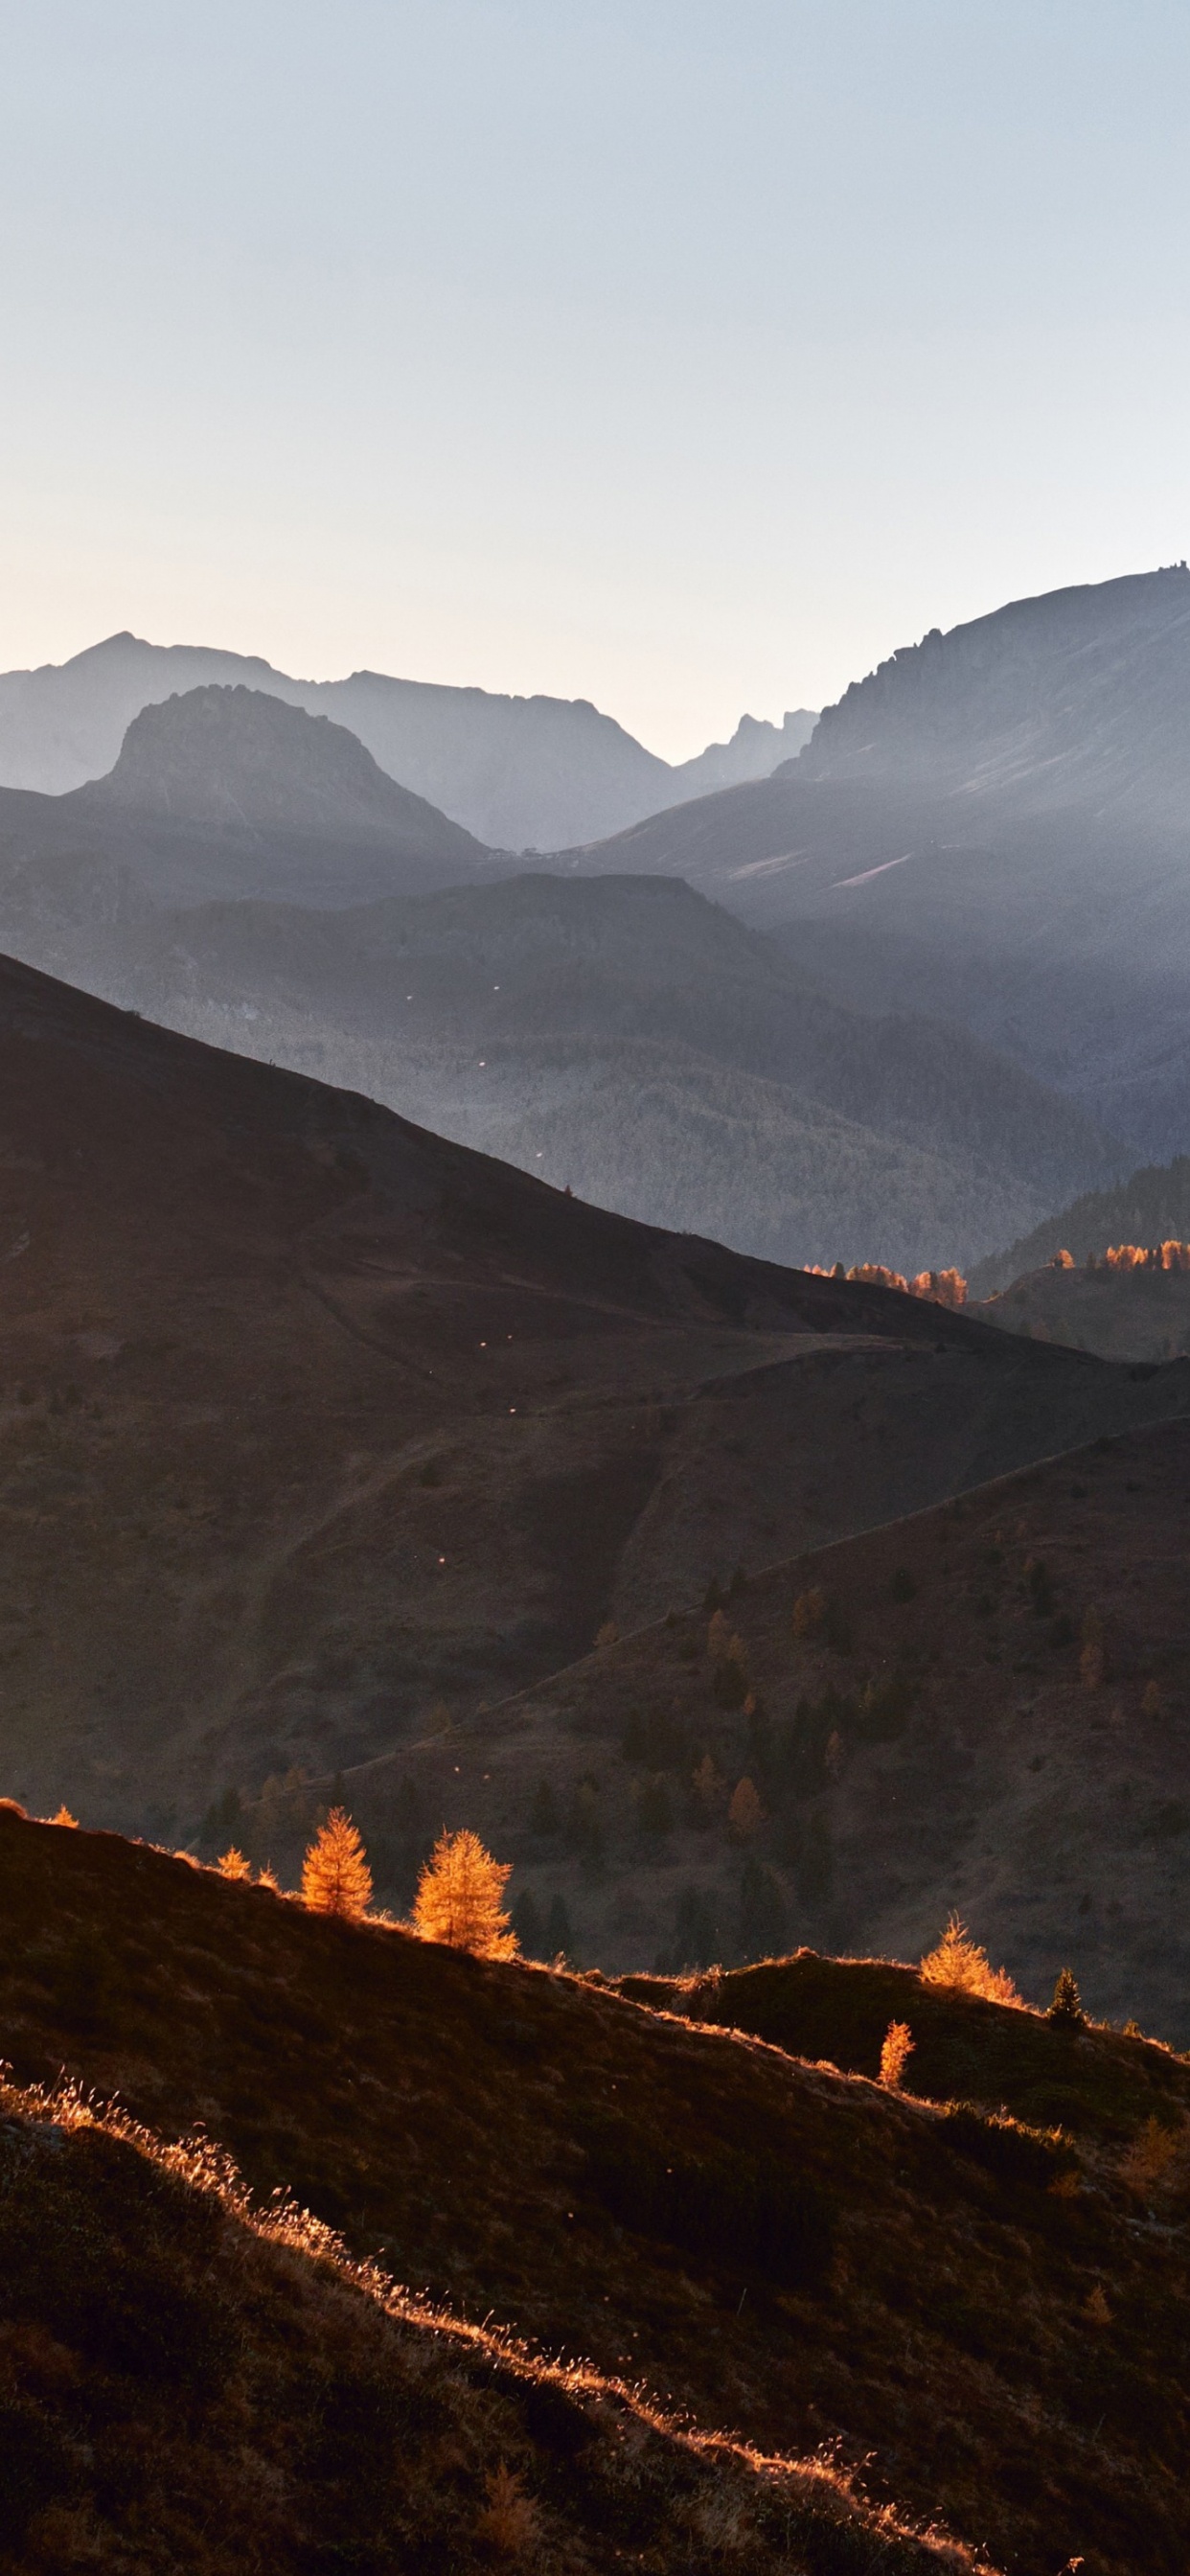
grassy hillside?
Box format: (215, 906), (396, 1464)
(0, 2080), (954, 2576)
(2, 1806), (1189, 2570)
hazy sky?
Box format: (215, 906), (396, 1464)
(3, 2), (1189, 757)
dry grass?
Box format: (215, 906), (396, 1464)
(0, 2073), (992, 2575)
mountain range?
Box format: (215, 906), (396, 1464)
(0, 682), (1124, 1276)
(567, 565), (1190, 1163)
(0, 629), (815, 848)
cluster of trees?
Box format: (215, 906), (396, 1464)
(218, 1810), (520, 1962)
(809, 1261), (968, 1306)
(1084, 1240), (1190, 1273)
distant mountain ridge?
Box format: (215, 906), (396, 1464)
(0, 683), (496, 909)
(0, 629), (814, 847)
(799, 563), (1190, 822)
(565, 566), (1190, 1164)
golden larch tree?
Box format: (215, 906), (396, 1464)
(412, 1828), (518, 1958)
(301, 1808), (373, 1920)
(920, 1913), (1019, 2006)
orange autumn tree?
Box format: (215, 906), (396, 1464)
(301, 1807), (373, 1920)
(412, 1828), (518, 1959)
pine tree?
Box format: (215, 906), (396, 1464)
(217, 1847), (252, 1880)
(411, 1828), (517, 1957)
(300, 1808), (373, 1920)
(1047, 1966), (1086, 2030)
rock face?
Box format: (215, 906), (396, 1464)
(799, 563), (1190, 822)
(569, 568), (1190, 1162)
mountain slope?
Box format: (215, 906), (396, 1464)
(800, 563), (1190, 824)
(4, 1804), (1190, 2572)
(0, 2072), (932, 2576)
(0, 861), (1124, 1276)
(0, 944), (1180, 1837)
(344, 1412), (1190, 2039)
(569, 570), (1190, 1158)
(0, 630), (813, 846)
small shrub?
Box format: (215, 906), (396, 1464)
(879, 2021), (914, 2089)
(593, 1620), (619, 1651)
(920, 1914), (1020, 2005)
(1046, 1966), (1086, 2031)
(412, 1828), (516, 1958)
(50, 1806), (78, 1828)
(301, 1810), (373, 1921)
(217, 1847), (252, 1881)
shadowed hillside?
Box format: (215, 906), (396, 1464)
(0, 2079), (949, 2576)
(2, 1806), (1189, 2571)
(330, 1414), (1190, 2038)
(0, 946), (1184, 1840)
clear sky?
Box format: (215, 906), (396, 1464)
(3, 0), (1189, 757)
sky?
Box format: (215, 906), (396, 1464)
(2, 0), (1190, 759)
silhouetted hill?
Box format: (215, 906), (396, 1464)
(0, 684), (496, 908)
(0, 944), (1179, 1837)
(0, 629), (814, 845)
(4, 1804), (1190, 2571)
(75, 683), (486, 853)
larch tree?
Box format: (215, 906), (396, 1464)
(301, 1808), (373, 1920)
(412, 1828), (518, 1958)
